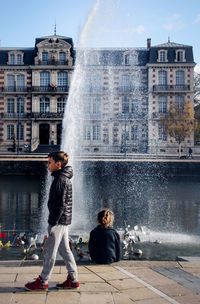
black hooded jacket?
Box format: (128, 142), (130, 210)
(48, 166), (73, 226)
(89, 225), (121, 264)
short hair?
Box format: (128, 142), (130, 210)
(97, 210), (114, 228)
(48, 151), (69, 168)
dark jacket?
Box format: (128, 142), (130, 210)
(48, 166), (73, 226)
(89, 225), (121, 264)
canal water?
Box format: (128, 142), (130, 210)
(0, 170), (200, 261)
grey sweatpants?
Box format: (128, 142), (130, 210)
(40, 225), (77, 282)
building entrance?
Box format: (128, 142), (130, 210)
(57, 123), (62, 145)
(39, 124), (49, 144)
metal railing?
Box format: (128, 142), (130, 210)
(37, 59), (68, 65)
(153, 85), (190, 92)
(32, 86), (68, 92)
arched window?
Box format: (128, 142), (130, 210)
(40, 97), (50, 113)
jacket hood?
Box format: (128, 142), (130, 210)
(52, 165), (73, 179)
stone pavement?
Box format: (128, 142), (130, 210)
(1, 260), (200, 304)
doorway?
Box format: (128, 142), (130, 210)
(57, 123), (62, 145)
(39, 124), (49, 144)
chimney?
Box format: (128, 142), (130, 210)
(147, 38), (151, 49)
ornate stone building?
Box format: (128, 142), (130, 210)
(0, 35), (195, 155)
(0, 35), (74, 153)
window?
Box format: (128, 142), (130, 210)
(158, 96), (167, 113)
(57, 72), (68, 87)
(17, 124), (24, 140)
(59, 52), (66, 64)
(92, 75), (101, 92)
(176, 71), (185, 85)
(158, 71), (167, 85)
(7, 98), (15, 115)
(42, 52), (48, 64)
(122, 75), (130, 91)
(7, 75), (15, 91)
(17, 98), (24, 115)
(93, 98), (101, 114)
(84, 125), (91, 140)
(122, 96), (129, 113)
(17, 75), (25, 91)
(158, 125), (167, 141)
(17, 54), (22, 65)
(7, 125), (14, 140)
(40, 72), (50, 86)
(10, 54), (15, 64)
(131, 125), (138, 140)
(124, 54), (130, 65)
(93, 125), (101, 140)
(176, 50), (185, 62)
(176, 95), (184, 112)
(159, 50), (167, 62)
(57, 97), (67, 113)
(131, 101), (138, 113)
(84, 99), (91, 113)
(40, 97), (50, 113)
(91, 53), (99, 65)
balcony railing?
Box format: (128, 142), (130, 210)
(37, 59), (68, 65)
(152, 85), (190, 92)
(0, 86), (30, 92)
(0, 113), (29, 118)
(32, 86), (68, 93)
(31, 112), (64, 118)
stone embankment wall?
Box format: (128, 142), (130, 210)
(0, 159), (200, 176)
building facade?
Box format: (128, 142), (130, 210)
(147, 41), (195, 154)
(0, 35), (195, 155)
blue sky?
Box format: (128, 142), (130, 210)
(0, 0), (200, 65)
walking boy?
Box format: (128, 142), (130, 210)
(25, 151), (79, 291)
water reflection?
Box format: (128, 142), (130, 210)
(0, 176), (42, 232)
(0, 174), (200, 239)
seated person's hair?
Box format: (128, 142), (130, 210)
(48, 151), (69, 168)
(97, 210), (113, 228)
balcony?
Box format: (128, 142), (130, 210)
(0, 86), (31, 93)
(152, 85), (190, 93)
(0, 113), (29, 119)
(32, 86), (69, 93)
(31, 112), (64, 119)
(37, 59), (68, 65)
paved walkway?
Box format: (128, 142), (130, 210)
(1, 260), (200, 303)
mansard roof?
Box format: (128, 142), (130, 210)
(149, 41), (194, 64)
(152, 41), (191, 48)
(35, 35), (73, 47)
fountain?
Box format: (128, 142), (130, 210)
(35, 0), (200, 260)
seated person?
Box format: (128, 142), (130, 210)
(88, 209), (121, 264)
